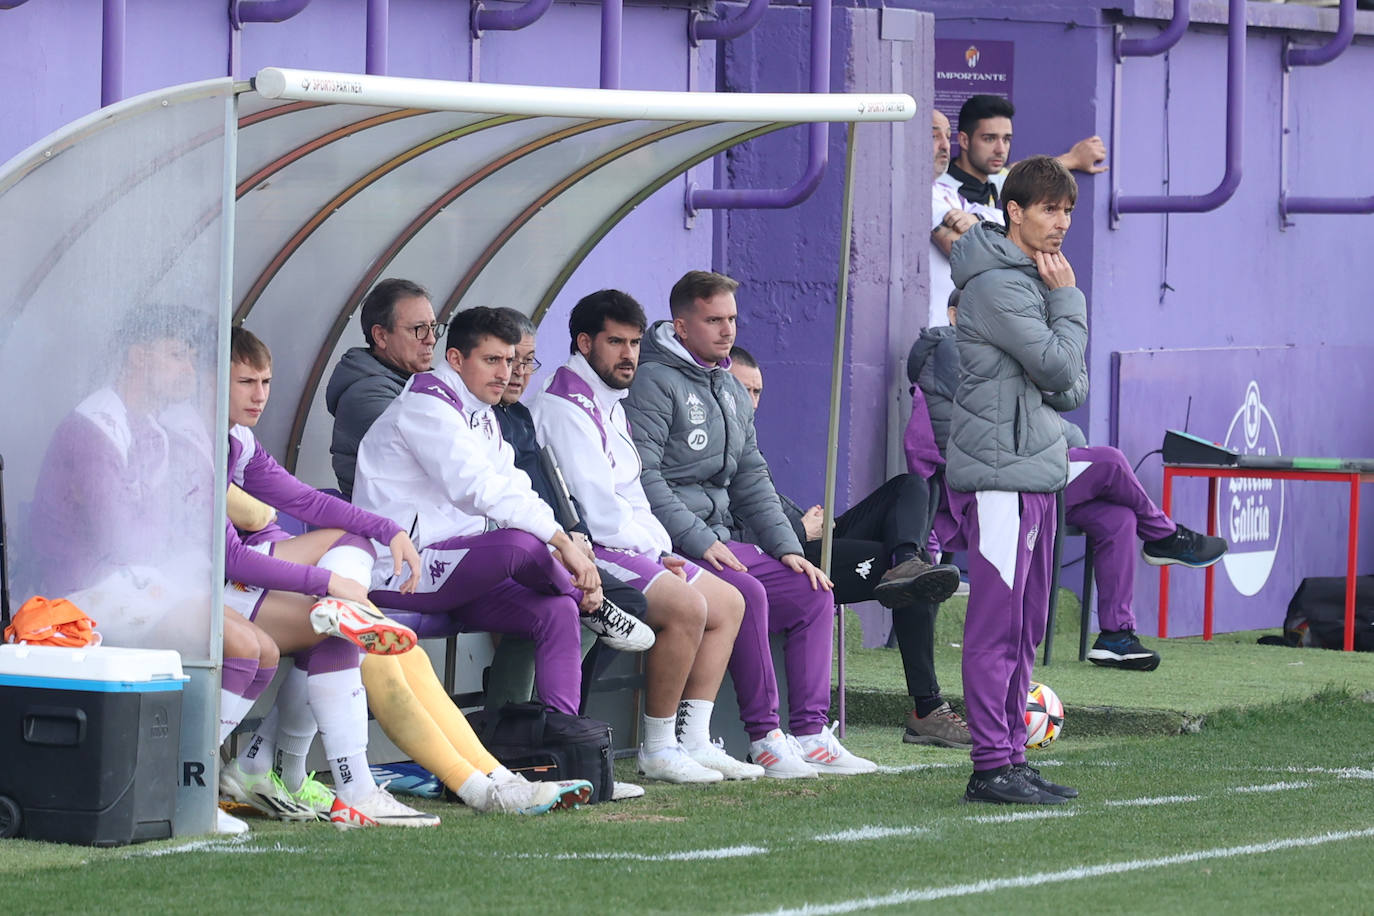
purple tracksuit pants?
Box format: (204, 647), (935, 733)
(1065, 446), (1176, 633)
(694, 541), (836, 740)
(951, 489), (1056, 771)
(369, 529), (583, 715)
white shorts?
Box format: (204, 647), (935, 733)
(223, 541), (272, 621)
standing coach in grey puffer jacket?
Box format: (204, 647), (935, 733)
(623, 270), (876, 778)
(944, 156), (1088, 808)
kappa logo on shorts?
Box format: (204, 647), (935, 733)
(687, 428), (709, 450)
(855, 558), (875, 580)
(1025, 524), (1040, 553)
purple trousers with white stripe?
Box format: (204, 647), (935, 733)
(1065, 446), (1176, 633)
(694, 541), (836, 740)
(368, 529), (582, 715)
(954, 490), (1056, 771)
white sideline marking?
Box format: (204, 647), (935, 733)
(1105, 795), (1203, 807)
(744, 827), (1374, 915)
(813, 826), (928, 842)
(1232, 781), (1312, 793)
(873, 763), (960, 774)
(124, 837), (303, 858)
(1272, 766), (1374, 781)
(522, 845), (768, 862)
(964, 809), (1077, 825)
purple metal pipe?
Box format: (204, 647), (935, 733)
(367, 0), (389, 75)
(1285, 0), (1354, 68)
(687, 0), (831, 212)
(601, 0), (622, 89)
(1115, 0), (1244, 216)
(1283, 195), (1374, 216)
(471, 0), (554, 37)
(102, 0), (125, 108)
(232, 0), (314, 27)
(1117, 0), (1190, 60)
(692, 0), (770, 44)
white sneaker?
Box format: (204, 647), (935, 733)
(481, 778), (565, 815)
(309, 597), (417, 655)
(329, 785), (440, 828)
(220, 759), (314, 821)
(795, 722), (878, 775)
(581, 598), (655, 652)
(611, 780), (646, 801)
(637, 744), (724, 784)
(686, 739), (765, 780)
(215, 807), (249, 835)
(748, 729), (818, 780)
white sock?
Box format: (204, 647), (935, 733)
(642, 714), (677, 754)
(489, 766), (521, 784)
(218, 689), (256, 745)
(274, 667), (317, 792)
(316, 543), (376, 592)
(237, 706), (279, 776)
(676, 698), (715, 750)
(308, 667), (376, 804)
(456, 771), (495, 809)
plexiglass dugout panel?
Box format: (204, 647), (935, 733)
(0, 81), (233, 664)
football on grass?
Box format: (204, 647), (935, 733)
(1025, 681), (1065, 749)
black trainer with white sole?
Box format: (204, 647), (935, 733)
(1015, 764), (1079, 799)
(1087, 629), (1161, 671)
(1142, 524), (1227, 568)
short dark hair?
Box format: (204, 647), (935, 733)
(1001, 155), (1078, 220)
(446, 306), (522, 356)
(668, 270), (739, 318)
(947, 289), (961, 311)
(568, 289), (647, 354)
(493, 307), (537, 338)
(360, 278), (430, 349)
(957, 94), (1015, 137)
(230, 326), (272, 370)
(727, 345), (758, 369)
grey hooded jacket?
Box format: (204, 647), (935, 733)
(907, 324), (959, 455)
(623, 321), (803, 559)
(946, 221), (1088, 493)
(325, 347), (411, 499)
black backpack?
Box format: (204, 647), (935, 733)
(1276, 576), (1374, 651)
(468, 703), (615, 804)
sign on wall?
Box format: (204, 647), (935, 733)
(1112, 345), (1374, 637)
(934, 38), (1014, 159)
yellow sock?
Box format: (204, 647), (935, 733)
(395, 646), (503, 774)
(359, 654), (478, 790)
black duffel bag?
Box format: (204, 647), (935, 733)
(1275, 575), (1374, 651)
(468, 702), (615, 803)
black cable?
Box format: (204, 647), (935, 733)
(1133, 447), (1164, 475)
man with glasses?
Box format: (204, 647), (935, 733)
(327, 278), (445, 500)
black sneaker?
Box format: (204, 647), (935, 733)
(962, 765), (1066, 805)
(1087, 629), (1161, 671)
(873, 556), (962, 608)
(1014, 764), (1079, 799)
(1141, 525), (1227, 568)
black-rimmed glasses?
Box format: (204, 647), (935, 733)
(406, 322), (447, 340)
(513, 356), (541, 373)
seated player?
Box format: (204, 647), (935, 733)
(533, 290), (760, 783)
(353, 307), (605, 718)
(725, 345), (969, 749)
(225, 329), (591, 820)
(216, 327), (440, 829)
(625, 270), (875, 777)
(910, 291), (1228, 672)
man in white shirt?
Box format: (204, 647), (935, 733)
(533, 289), (764, 784)
(354, 307), (602, 716)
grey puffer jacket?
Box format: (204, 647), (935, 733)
(907, 324), (959, 455)
(325, 347), (411, 499)
(946, 222), (1088, 493)
(624, 321), (803, 559)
